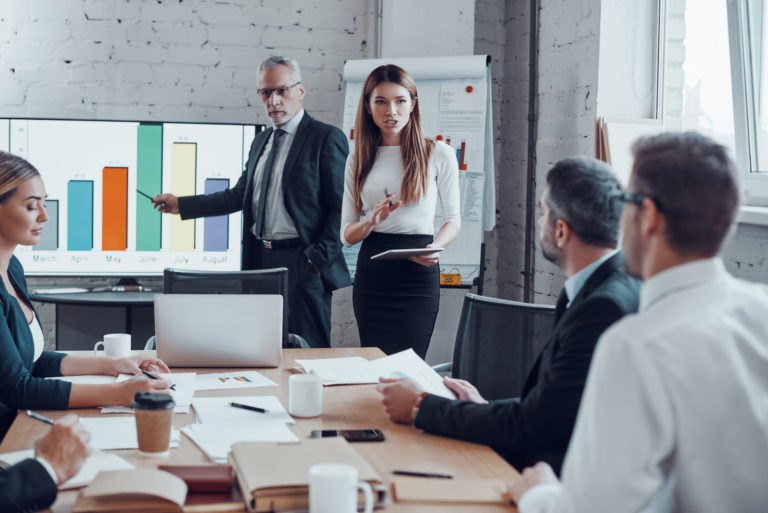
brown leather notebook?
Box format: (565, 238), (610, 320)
(158, 465), (233, 493)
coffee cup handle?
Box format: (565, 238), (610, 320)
(357, 481), (374, 513)
(93, 341), (105, 357)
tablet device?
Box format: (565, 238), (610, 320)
(370, 248), (444, 261)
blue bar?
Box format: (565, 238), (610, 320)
(67, 181), (93, 250)
(203, 178), (229, 251)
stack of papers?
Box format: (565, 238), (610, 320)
(0, 450), (133, 489)
(187, 396), (298, 463)
(102, 372), (196, 414)
(294, 349), (455, 398)
(79, 417), (181, 450)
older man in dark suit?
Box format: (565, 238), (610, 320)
(377, 157), (640, 474)
(154, 56), (349, 348)
(2, 414), (90, 512)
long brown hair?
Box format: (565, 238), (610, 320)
(0, 151), (40, 204)
(352, 65), (433, 210)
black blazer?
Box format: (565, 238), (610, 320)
(0, 257), (70, 438)
(178, 112), (351, 291)
(415, 253), (640, 474)
(0, 458), (57, 513)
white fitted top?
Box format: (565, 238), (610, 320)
(340, 141), (461, 247)
(30, 314), (44, 362)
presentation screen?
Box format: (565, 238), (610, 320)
(0, 118), (260, 276)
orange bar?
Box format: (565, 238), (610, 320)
(102, 167), (128, 250)
(459, 141), (466, 168)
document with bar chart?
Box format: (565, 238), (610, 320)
(1, 118), (258, 275)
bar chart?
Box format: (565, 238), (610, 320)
(2, 118), (257, 275)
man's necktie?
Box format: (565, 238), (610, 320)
(253, 128), (284, 238)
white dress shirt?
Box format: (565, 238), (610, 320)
(520, 258), (768, 513)
(340, 141), (461, 247)
(563, 249), (618, 308)
(250, 109), (304, 240)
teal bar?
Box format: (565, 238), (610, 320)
(67, 181), (93, 250)
(136, 123), (163, 250)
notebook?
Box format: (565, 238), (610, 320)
(154, 294), (282, 367)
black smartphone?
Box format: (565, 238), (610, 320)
(310, 428), (386, 442)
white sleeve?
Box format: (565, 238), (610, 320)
(340, 154), (359, 248)
(35, 456), (59, 484)
(435, 142), (461, 228)
(519, 324), (675, 513)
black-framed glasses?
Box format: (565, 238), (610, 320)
(257, 81), (301, 100)
(612, 192), (664, 212)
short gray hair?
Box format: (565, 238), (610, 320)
(258, 56), (302, 82)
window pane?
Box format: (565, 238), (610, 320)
(664, 0), (736, 154)
(748, 0), (768, 172)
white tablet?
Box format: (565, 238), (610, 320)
(370, 248), (444, 261)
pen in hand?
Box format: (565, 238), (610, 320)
(384, 188), (393, 207)
(229, 402), (268, 414)
(141, 369), (176, 391)
(26, 410), (55, 425)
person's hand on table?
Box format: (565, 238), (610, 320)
(34, 413), (91, 484)
(443, 376), (488, 404)
(376, 376), (425, 424)
(111, 354), (170, 376)
(113, 374), (170, 406)
(409, 243), (441, 267)
(508, 461), (560, 506)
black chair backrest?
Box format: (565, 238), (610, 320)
(452, 293), (555, 400)
(162, 267), (289, 347)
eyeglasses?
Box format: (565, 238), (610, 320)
(612, 192), (664, 212)
(256, 81), (301, 100)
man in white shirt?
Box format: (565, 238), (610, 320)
(2, 414), (90, 512)
(510, 131), (768, 513)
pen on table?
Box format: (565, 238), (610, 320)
(229, 402), (268, 414)
(141, 369), (176, 390)
(392, 470), (453, 479)
(26, 410), (55, 425)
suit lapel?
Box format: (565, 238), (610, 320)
(244, 128), (272, 210)
(521, 252), (623, 396)
(281, 113), (312, 188)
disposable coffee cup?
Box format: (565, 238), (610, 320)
(132, 392), (175, 457)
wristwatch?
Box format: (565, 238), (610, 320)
(411, 392), (429, 423)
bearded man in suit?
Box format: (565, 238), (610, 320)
(377, 157), (640, 474)
(154, 56), (350, 348)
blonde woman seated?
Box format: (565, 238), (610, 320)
(0, 151), (169, 439)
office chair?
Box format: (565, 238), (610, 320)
(434, 293), (555, 400)
(147, 267), (309, 349)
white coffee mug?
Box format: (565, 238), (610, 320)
(309, 463), (373, 513)
(288, 373), (322, 417)
(93, 333), (131, 358)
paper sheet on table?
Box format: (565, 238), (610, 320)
(293, 356), (378, 385)
(192, 396), (294, 425)
(0, 449), (134, 489)
(102, 372), (196, 414)
(182, 422), (299, 464)
(365, 349), (455, 398)
(194, 371), (277, 391)
(79, 417), (180, 450)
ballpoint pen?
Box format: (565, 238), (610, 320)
(384, 188), (393, 207)
(26, 410), (55, 425)
(229, 402), (268, 414)
(142, 369), (176, 390)
(392, 470), (453, 479)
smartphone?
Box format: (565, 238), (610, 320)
(310, 428), (386, 442)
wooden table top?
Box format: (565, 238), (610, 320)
(0, 348), (519, 512)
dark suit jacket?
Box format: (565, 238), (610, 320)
(415, 253), (640, 474)
(0, 458), (57, 512)
(178, 112), (351, 291)
(0, 257), (70, 439)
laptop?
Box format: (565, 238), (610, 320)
(154, 294), (282, 367)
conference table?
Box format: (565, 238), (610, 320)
(0, 348), (520, 512)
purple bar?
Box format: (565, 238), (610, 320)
(204, 178), (230, 251)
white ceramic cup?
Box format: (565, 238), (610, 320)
(93, 333), (131, 358)
(288, 373), (322, 417)
(309, 463), (373, 513)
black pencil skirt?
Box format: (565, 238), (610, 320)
(353, 232), (439, 358)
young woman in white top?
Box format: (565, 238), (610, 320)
(340, 65), (460, 357)
(0, 151), (170, 438)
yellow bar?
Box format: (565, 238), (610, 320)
(170, 142), (197, 251)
